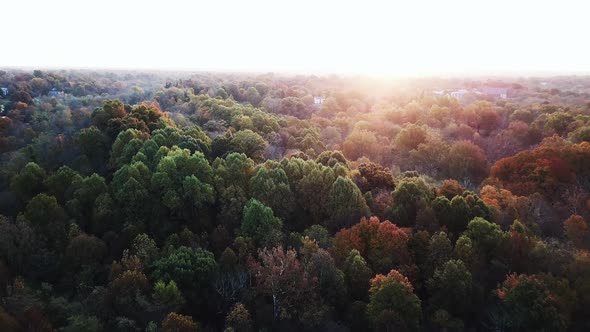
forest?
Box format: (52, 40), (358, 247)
(0, 69), (589, 332)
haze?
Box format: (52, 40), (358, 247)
(4, 0), (590, 76)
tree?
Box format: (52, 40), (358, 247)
(394, 125), (429, 152)
(316, 150), (348, 168)
(567, 251), (590, 328)
(342, 249), (372, 301)
(248, 247), (316, 321)
(464, 217), (504, 258)
(216, 185), (249, 232)
(152, 280), (185, 310)
(44, 166), (82, 204)
(244, 87), (262, 107)
(241, 199), (283, 247)
(214, 152), (254, 191)
(67, 173), (108, 231)
(249, 166), (294, 221)
(278, 96), (309, 118)
(225, 303), (252, 332)
(162, 312), (199, 332)
(230, 129), (267, 161)
(427, 259), (472, 318)
(366, 269), (422, 331)
(151, 247), (217, 295)
(109, 128), (147, 169)
(343, 129), (379, 161)
(391, 176), (433, 226)
(449, 195), (470, 234)
(569, 125), (590, 143)
(0, 215), (41, 276)
(545, 111), (574, 136)
(24, 193), (69, 252)
(443, 140), (487, 186)
(490, 140), (589, 200)
(91, 99), (126, 134)
(131, 233), (159, 264)
(76, 126), (109, 172)
(437, 179), (464, 200)
(107, 269), (150, 322)
(296, 163), (336, 225)
(151, 147), (215, 222)
(65, 233), (107, 278)
(326, 176), (370, 231)
(111, 161), (151, 227)
(303, 225), (332, 249)
(357, 162), (395, 192)
(496, 273), (574, 331)
(450, 239), (476, 274)
(563, 214), (588, 247)
(332, 217), (410, 273)
(432, 196), (452, 230)
(62, 315), (103, 332)
(304, 244), (346, 307)
(10, 162), (46, 202)
(426, 232), (452, 278)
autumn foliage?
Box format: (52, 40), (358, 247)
(332, 216), (410, 273)
(1, 70), (590, 331)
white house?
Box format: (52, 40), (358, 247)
(48, 88), (65, 97)
(450, 89), (469, 100)
(313, 96), (326, 105)
(481, 87), (508, 99)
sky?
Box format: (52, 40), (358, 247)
(3, 0), (590, 77)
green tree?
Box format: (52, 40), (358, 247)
(152, 280), (185, 309)
(10, 162), (46, 202)
(230, 129), (267, 161)
(449, 195), (470, 234)
(427, 259), (472, 319)
(464, 217), (505, 258)
(214, 153), (255, 229)
(76, 126), (109, 172)
(44, 166), (82, 204)
(297, 164), (336, 225)
(306, 247), (346, 307)
(24, 193), (69, 251)
(366, 269), (422, 331)
(0, 215), (40, 275)
(62, 315), (103, 332)
(111, 161), (152, 227)
(151, 147), (214, 222)
(249, 166), (294, 221)
(343, 249), (372, 301)
(67, 173), (108, 231)
(432, 196), (452, 229)
(109, 128), (146, 169)
(303, 225), (332, 249)
(392, 176), (433, 226)
(151, 246), (217, 294)
(131, 233), (159, 264)
(496, 273), (574, 331)
(244, 86), (262, 106)
(326, 176), (370, 231)
(241, 199), (282, 247)
(443, 140), (487, 186)
(426, 232), (452, 278)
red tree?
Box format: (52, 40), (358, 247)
(247, 247), (317, 321)
(332, 217), (410, 273)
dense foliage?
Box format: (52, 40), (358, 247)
(0, 69), (589, 331)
